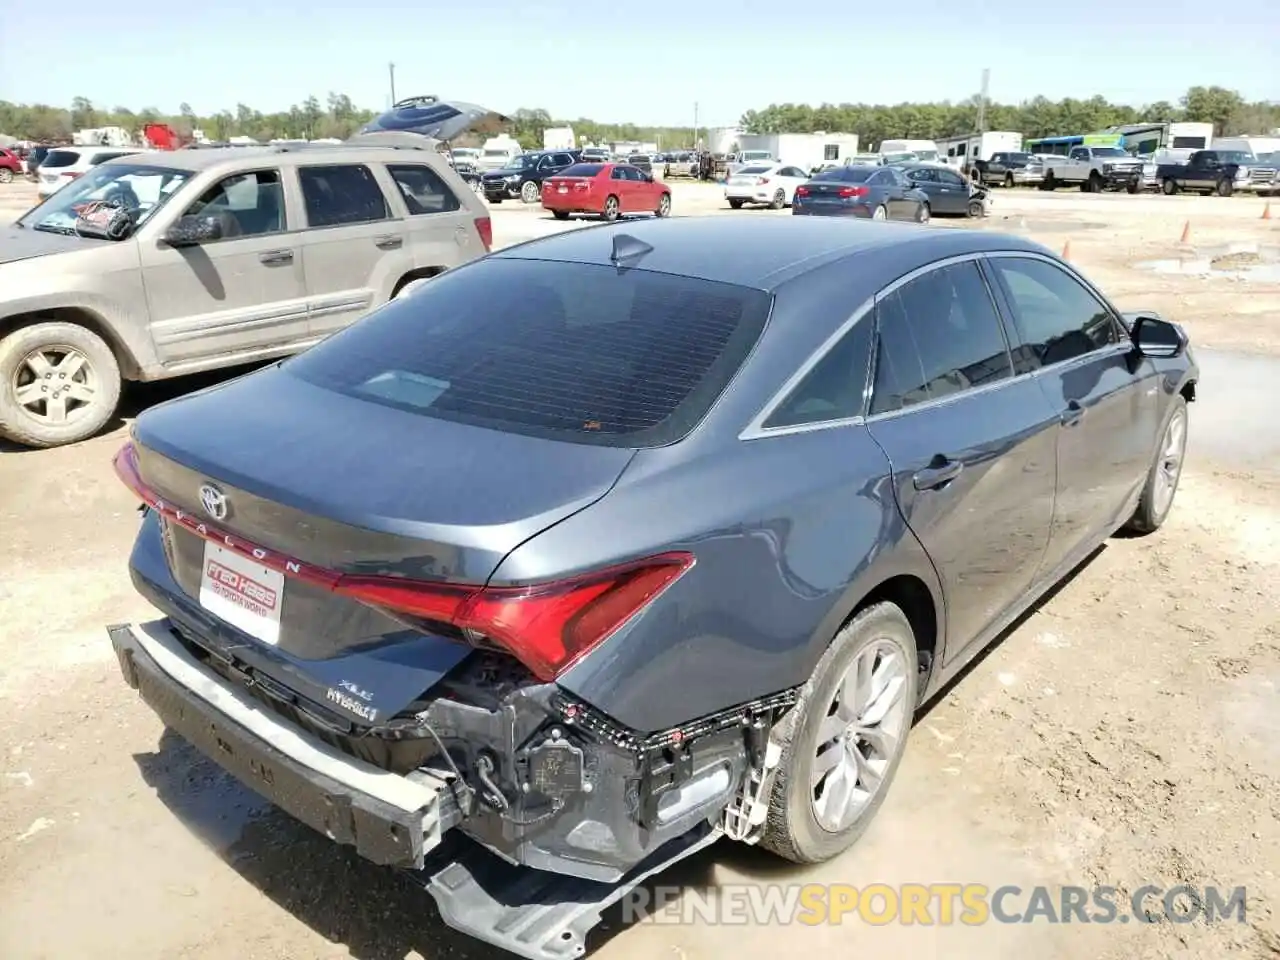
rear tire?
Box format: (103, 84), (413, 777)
(1216, 178), (1233, 198)
(769, 188), (786, 210)
(871, 204), (887, 220)
(1041, 171), (1057, 191)
(760, 602), (918, 864)
(1004, 172), (1014, 188)
(655, 193), (671, 218)
(1162, 178), (1177, 195)
(552, 210), (570, 220)
(0, 322), (122, 448)
(728, 198), (744, 209)
(1124, 396), (1188, 535)
(0, 168), (12, 184)
(602, 195), (620, 221)
(916, 202), (930, 224)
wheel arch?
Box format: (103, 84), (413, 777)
(391, 266), (446, 298)
(0, 305), (142, 379)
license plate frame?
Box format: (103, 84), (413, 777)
(198, 541), (285, 646)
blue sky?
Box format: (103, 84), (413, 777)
(1, 2), (1276, 127)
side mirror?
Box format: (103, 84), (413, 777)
(1131, 314), (1187, 359)
(164, 214), (223, 247)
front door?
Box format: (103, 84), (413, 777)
(935, 167), (972, 214)
(140, 168), (309, 366)
(864, 258), (1059, 661)
(294, 163), (407, 338)
(985, 254), (1161, 580)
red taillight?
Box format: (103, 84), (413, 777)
(474, 215), (492, 251)
(795, 186), (810, 197)
(838, 185), (869, 198)
(113, 440), (692, 682)
(61, 171), (81, 180)
(756, 177), (770, 185)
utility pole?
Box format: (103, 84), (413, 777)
(693, 101), (699, 149)
(976, 68), (990, 133)
(388, 62), (397, 106)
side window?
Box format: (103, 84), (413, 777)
(910, 168), (937, 183)
(1069, 148), (1088, 161)
(610, 167), (627, 180)
(298, 165), (388, 228)
(621, 166), (643, 182)
(387, 164), (460, 215)
(553, 153), (574, 166)
(763, 316), (873, 428)
(185, 170), (286, 237)
(869, 262), (1013, 415)
(939, 170), (967, 186)
(989, 258), (1120, 369)
(869, 170), (891, 185)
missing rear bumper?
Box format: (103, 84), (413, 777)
(108, 619), (458, 869)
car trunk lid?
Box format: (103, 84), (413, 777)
(124, 365), (636, 723)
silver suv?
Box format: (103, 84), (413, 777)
(0, 134), (491, 447)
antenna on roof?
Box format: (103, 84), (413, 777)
(610, 233), (654, 266)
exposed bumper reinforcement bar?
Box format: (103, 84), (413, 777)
(108, 619), (456, 869)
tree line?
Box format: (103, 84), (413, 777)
(1, 86), (1274, 150)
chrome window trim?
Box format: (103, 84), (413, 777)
(740, 249), (1132, 440)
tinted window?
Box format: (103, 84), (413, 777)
(187, 170), (285, 236)
(286, 258), (772, 447)
(552, 153), (575, 166)
(938, 170), (968, 186)
(299, 165), (388, 227)
(387, 164), (460, 214)
(621, 167), (644, 181)
(40, 150), (80, 169)
(738, 165), (773, 175)
(869, 170), (894, 185)
(816, 166), (873, 183)
(90, 152), (135, 166)
(908, 167), (937, 182)
(990, 257), (1119, 369)
(764, 317), (873, 428)
(869, 262), (1013, 416)
(561, 163), (604, 177)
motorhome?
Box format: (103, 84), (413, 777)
(936, 132), (1023, 171)
(542, 126), (576, 151)
(476, 135), (524, 172)
(876, 138), (940, 162)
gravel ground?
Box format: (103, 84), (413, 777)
(0, 176), (1277, 960)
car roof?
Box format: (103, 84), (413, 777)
(108, 143), (451, 174)
(493, 216), (1048, 291)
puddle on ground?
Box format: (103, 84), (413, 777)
(1135, 242), (1280, 281)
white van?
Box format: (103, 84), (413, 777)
(476, 136), (524, 172)
(877, 139), (940, 163)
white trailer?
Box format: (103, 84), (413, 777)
(737, 133), (860, 172)
(936, 132), (1023, 172)
(542, 126), (576, 151)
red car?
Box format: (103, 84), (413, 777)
(0, 147), (23, 184)
(541, 161), (672, 222)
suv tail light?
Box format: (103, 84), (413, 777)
(795, 186), (810, 197)
(838, 185), (869, 198)
(474, 215), (492, 251)
(112, 441), (689, 682)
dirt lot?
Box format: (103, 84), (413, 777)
(1, 177), (1278, 960)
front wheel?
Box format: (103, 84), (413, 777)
(1004, 172), (1015, 188)
(520, 181), (540, 204)
(967, 199), (985, 218)
(760, 601), (918, 863)
(655, 193), (671, 218)
(1041, 171), (1057, 191)
(1124, 396), (1188, 534)
(0, 322), (122, 448)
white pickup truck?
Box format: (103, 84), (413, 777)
(1041, 145), (1144, 193)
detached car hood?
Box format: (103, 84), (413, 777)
(0, 225), (100, 265)
(351, 96), (510, 144)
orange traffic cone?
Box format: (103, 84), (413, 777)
(1263, 202), (1273, 220)
(1061, 241), (1071, 260)
(1179, 220), (1192, 243)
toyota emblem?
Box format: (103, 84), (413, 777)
(199, 483), (228, 521)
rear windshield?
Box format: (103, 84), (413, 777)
(816, 166), (874, 183)
(628, 155), (650, 162)
(286, 258), (772, 447)
(559, 163), (603, 176)
(40, 150), (80, 168)
(737, 165), (773, 175)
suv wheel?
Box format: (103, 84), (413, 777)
(520, 180), (540, 204)
(0, 322), (122, 448)
(761, 601), (918, 863)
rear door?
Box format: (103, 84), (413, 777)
(864, 257), (1059, 661)
(608, 165), (634, 210)
(140, 168), (310, 365)
(295, 162), (408, 337)
(986, 254), (1160, 580)
(383, 162), (482, 273)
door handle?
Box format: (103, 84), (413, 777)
(1060, 400), (1086, 427)
(258, 249), (293, 265)
(912, 457), (964, 491)
(374, 235), (403, 250)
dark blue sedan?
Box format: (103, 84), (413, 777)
(793, 164), (931, 221)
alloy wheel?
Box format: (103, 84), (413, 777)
(1151, 408), (1187, 519)
(11, 345), (99, 426)
(810, 637), (911, 833)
